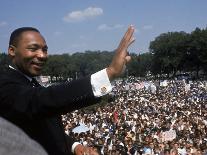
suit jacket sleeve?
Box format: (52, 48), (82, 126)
(0, 70), (100, 122)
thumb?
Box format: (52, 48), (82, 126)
(125, 55), (131, 63)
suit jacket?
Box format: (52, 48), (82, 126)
(0, 117), (48, 155)
(0, 66), (100, 155)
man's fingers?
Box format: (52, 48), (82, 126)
(124, 25), (135, 40)
(125, 26), (134, 47)
(128, 37), (136, 48)
(117, 25), (135, 52)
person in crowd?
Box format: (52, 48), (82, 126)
(0, 26), (135, 155)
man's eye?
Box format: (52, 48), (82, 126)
(43, 47), (48, 52)
(28, 48), (38, 52)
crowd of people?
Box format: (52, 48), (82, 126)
(62, 77), (207, 155)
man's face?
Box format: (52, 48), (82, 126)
(9, 31), (48, 77)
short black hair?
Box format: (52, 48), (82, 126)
(9, 27), (40, 47)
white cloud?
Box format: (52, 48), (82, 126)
(97, 24), (124, 31)
(143, 25), (153, 30)
(0, 21), (8, 27)
(97, 24), (111, 31)
(63, 7), (103, 23)
(114, 24), (124, 29)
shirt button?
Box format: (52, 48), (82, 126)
(101, 87), (107, 94)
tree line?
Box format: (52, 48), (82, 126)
(150, 27), (207, 78)
(0, 27), (206, 80)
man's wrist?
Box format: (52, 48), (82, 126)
(106, 67), (115, 81)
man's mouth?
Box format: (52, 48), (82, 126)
(31, 62), (45, 69)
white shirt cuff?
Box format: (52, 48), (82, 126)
(91, 68), (112, 97)
(72, 142), (81, 154)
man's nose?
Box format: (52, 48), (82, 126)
(36, 49), (47, 60)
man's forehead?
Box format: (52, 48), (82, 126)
(19, 31), (46, 45)
(20, 31), (43, 40)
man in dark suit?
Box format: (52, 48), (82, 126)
(0, 26), (135, 155)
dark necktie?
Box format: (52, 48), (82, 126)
(31, 78), (40, 87)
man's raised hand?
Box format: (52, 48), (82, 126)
(106, 25), (135, 80)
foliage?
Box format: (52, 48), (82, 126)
(0, 53), (10, 71)
(149, 27), (207, 78)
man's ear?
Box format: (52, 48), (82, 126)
(8, 45), (16, 57)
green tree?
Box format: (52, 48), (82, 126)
(150, 31), (189, 77)
(0, 53), (10, 71)
(186, 27), (207, 77)
(128, 53), (152, 77)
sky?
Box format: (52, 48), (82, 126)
(0, 0), (207, 55)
